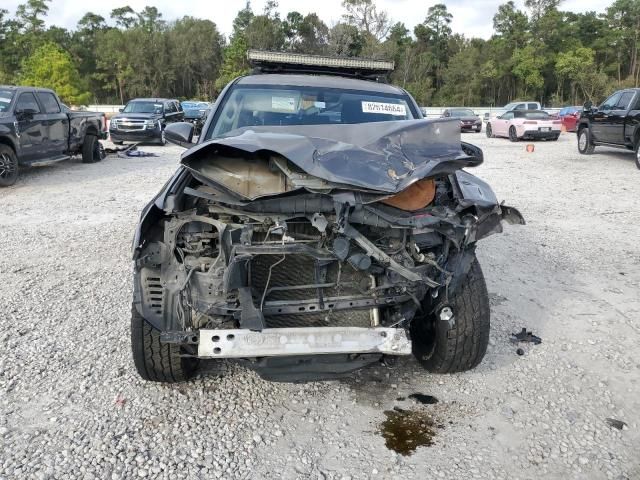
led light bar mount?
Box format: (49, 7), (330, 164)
(247, 50), (395, 81)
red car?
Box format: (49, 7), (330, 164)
(557, 106), (581, 132)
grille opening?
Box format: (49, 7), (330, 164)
(250, 254), (372, 328)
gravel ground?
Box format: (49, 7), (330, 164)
(1, 132), (639, 480)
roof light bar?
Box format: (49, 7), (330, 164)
(247, 50), (394, 72)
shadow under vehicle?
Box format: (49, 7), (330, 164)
(130, 51), (525, 383)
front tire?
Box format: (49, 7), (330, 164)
(509, 126), (519, 142)
(159, 127), (166, 146)
(578, 127), (595, 154)
(0, 144), (19, 187)
(131, 305), (198, 383)
(485, 124), (493, 138)
(81, 135), (101, 163)
(635, 141), (640, 170)
(412, 258), (490, 373)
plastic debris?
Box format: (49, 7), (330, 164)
(510, 328), (542, 345)
(605, 418), (627, 430)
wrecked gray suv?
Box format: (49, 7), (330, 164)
(131, 52), (524, 382)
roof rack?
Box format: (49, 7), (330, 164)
(247, 50), (394, 81)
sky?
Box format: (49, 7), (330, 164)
(3, 0), (610, 40)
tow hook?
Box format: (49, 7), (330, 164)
(438, 306), (455, 329)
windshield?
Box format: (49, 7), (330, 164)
(449, 109), (475, 117)
(123, 101), (163, 114)
(0, 89), (14, 112)
(516, 111), (550, 120)
(207, 85), (415, 139)
(182, 101), (208, 109)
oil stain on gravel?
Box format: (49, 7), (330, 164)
(380, 408), (437, 456)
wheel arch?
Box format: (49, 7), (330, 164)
(0, 136), (18, 154)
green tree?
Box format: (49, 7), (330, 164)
(15, 0), (49, 33)
(342, 0), (390, 41)
(283, 12), (329, 53)
(19, 42), (90, 104)
(169, 17), (224, 99)
(110, 6), (137, 29)
(512, 45), (545, 97)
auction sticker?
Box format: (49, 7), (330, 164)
(272, 96), (297, 112)
(361, 101), (406, 116)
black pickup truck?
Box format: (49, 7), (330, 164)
(109, 98), (184, 145)
(577, 88), (640, 169)
(0, 86), (108, 186)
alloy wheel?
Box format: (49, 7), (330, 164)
(0, 153), (17, 179)
(579, 131), (587, 150)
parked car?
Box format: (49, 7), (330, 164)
(109, 98), (184, 145)
(503, 101), (541, 111)
(486, 110), (560, 141)
(577, 88), (640, 169)
(554, 106), (581, 132)
(181, 101), (211, 136)
(129, 50), (524, 384)
(0, 85), (108, 187)
(441, 108), (482, 132)
(486, 101), (542, 120)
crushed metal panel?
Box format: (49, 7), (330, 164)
(183, 154), (290, 200)
(181, 119), (481, 195)
(198, 327), (412, 358)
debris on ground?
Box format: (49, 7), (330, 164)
(408, 393), (439, 405)
(605, 418), (627, 430)
(516, 348), (525, 356)
(510, 328), (542, 345)
(118, 145), (158, 158)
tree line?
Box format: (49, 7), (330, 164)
(0, 0), (638, 106)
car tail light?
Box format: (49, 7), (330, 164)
(523, 121), (537, 124)
(102, 114), (108, 132)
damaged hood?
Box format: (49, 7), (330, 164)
(181, 119), (482, 194)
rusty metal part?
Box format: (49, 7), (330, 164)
(382, 178), (436, 211)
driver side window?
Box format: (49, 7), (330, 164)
(600, 92), (621, 111)
(16, 92), (41, 113)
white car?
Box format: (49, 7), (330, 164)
(486, 110), (561, 141)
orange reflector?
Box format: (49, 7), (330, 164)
(526, 144), (535, 153)
(382, 178), (436, 211)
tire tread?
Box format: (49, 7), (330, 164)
(130, 304), (196, 383)
(414, 259), (490, 373)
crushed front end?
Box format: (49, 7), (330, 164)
(132, 120), (524, 380)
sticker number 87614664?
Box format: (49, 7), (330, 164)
(361, 101), (406, 116)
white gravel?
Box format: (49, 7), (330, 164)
(1, 133), (639, 479)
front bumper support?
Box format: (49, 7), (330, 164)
(197, 327), (412, 358)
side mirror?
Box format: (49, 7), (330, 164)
(583, 100), (593, 111)
(165, 122), (195, 148)
(118, 108), (124, 112)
